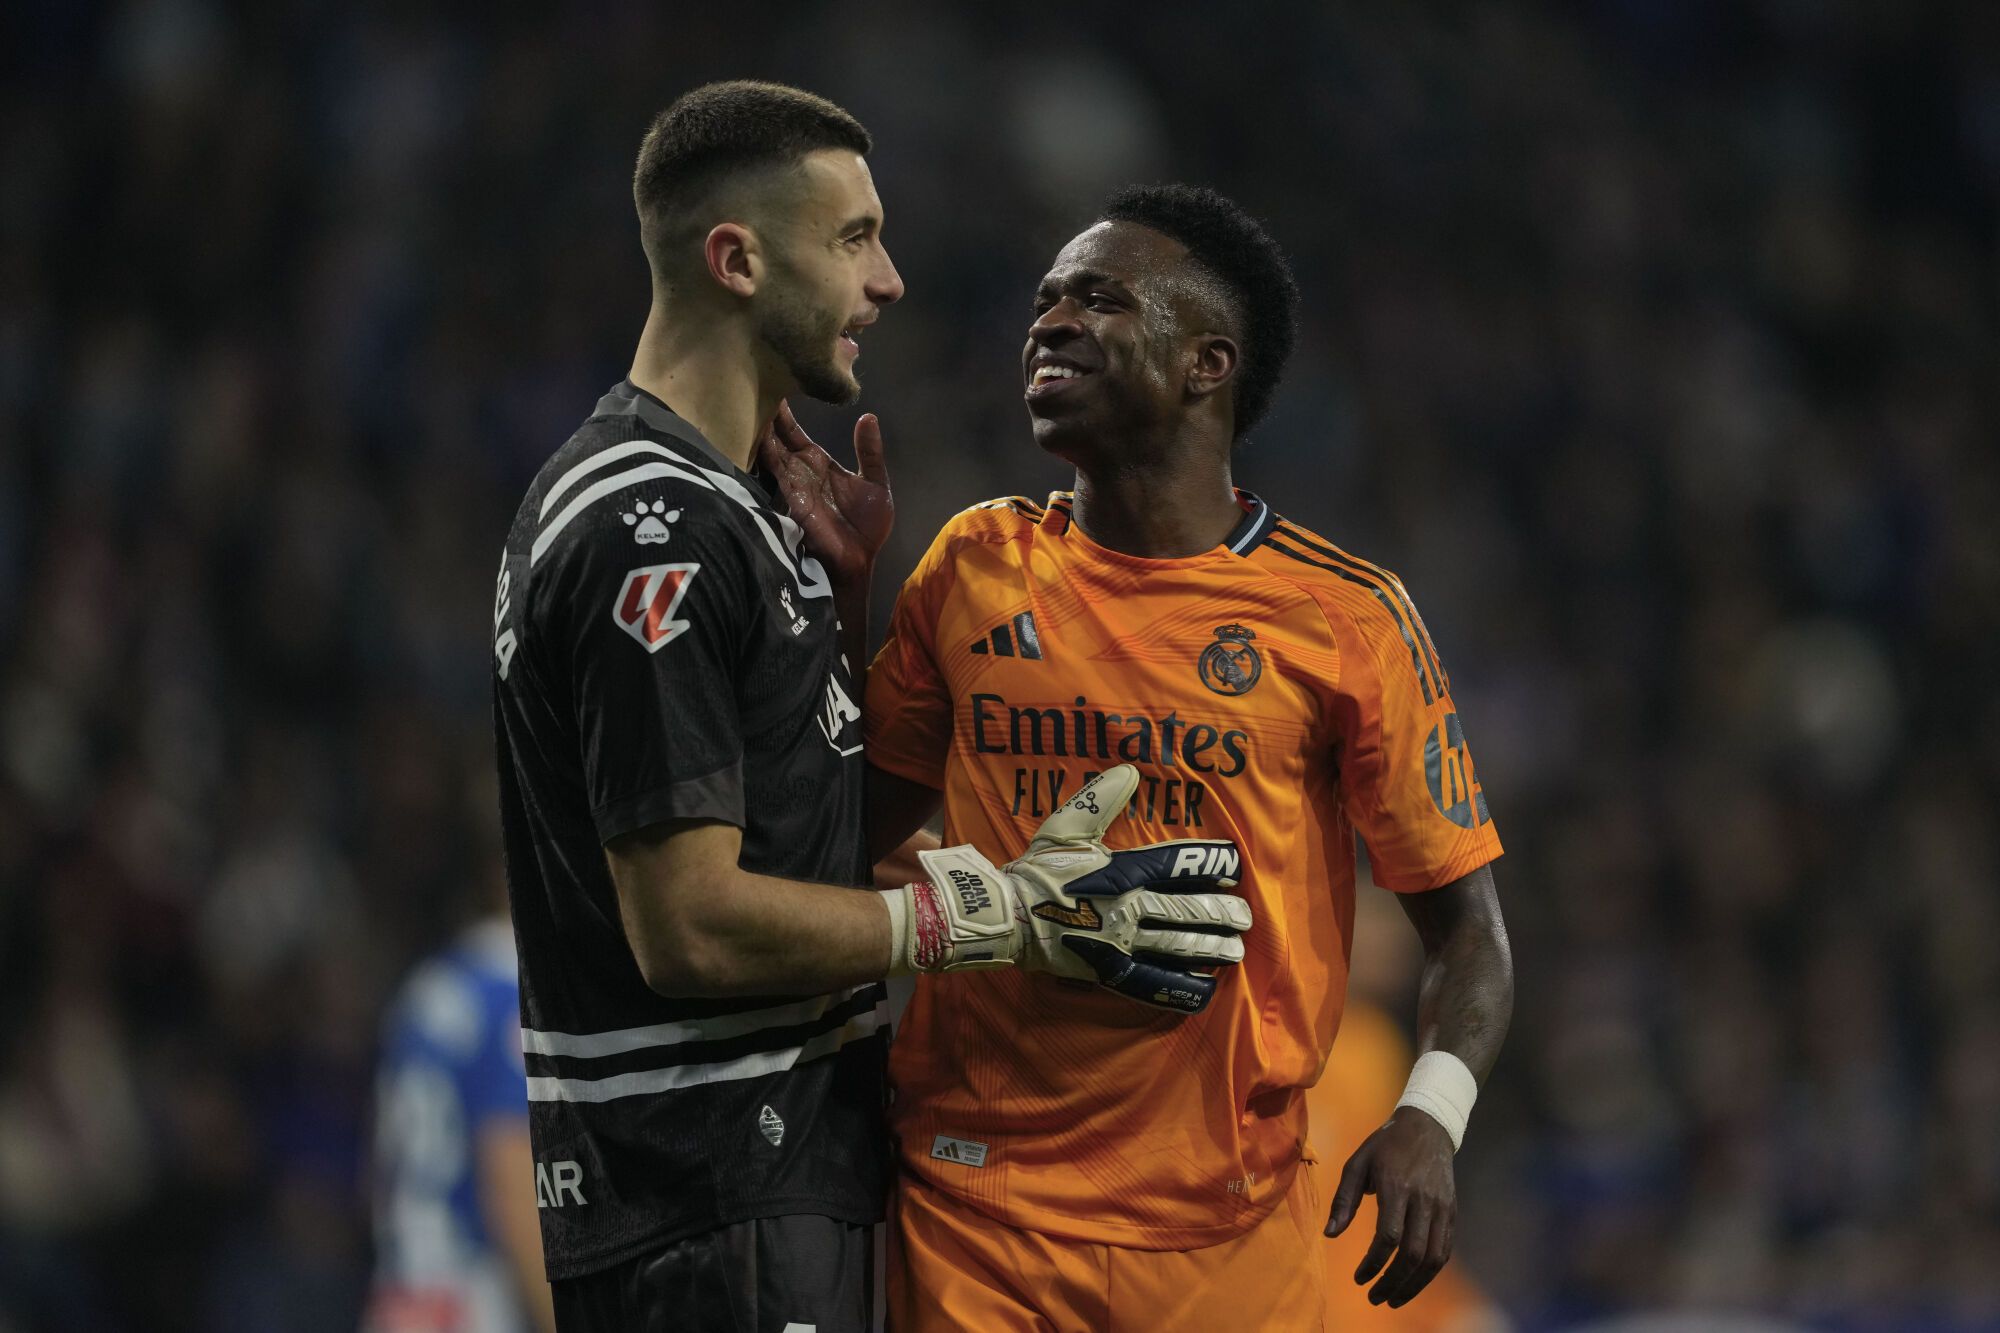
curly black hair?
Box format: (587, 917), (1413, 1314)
(1100, 184), (1300, 439)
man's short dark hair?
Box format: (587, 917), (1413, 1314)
(1100, 184), (1299, 439)
(634, 81), (872, 280)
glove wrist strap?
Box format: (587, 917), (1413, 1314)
(881, 846), (1020, 975)
(879, 887), (916, 977)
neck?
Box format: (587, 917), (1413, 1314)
(628, 298), (783, 471)
(1069, 439), (1240, 558)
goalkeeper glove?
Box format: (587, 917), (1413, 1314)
(881, 765), (1252, 1013)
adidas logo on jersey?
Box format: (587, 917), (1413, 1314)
(929, 1134), (990, 1168)
(969, 611), (1043, 660)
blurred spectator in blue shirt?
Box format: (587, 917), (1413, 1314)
(364, 869), (551, 1333)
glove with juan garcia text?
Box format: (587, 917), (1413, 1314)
(881, 766), (1252, 1013)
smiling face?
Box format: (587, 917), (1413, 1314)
(756, 149), (904, 405)
(1022, 220), (1236, 464)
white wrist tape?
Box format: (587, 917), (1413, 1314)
(1395, 1051), (1479, 1152)
(880, 887), (915, 977)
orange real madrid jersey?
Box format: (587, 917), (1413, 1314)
(864, 490), (1502, 1250)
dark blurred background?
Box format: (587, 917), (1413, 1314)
(3, 2), (1997, 1330)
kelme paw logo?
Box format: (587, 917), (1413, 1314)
(623, 499), (681, 545)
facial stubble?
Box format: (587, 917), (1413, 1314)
(759, 258), (859, 407)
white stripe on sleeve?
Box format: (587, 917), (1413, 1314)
(541, 440), (699, 521)
(531, 460), (713, 566)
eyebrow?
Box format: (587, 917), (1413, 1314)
(1035, 268), (1129, 299)
(838, 213), (881, 237)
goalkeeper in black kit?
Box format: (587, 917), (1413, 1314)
(489, 80), (1253, 1332)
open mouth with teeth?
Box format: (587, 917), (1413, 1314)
(1027, 363), (1094, 397)
(840, 321), (867, 357)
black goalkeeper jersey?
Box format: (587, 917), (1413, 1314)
(491, 380), (884, 1280)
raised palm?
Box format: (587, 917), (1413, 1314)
(757, 401), (893, 584)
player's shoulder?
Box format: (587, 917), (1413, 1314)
(513, 389), (758, 581)
(389, 922), (516, 1053)
(387, 949), (491, 1062)
(1251, 511), (1420, 628)
(905, 491), (1066, 589)
(452, 918), (520, 995)
(525, 420), (739, 545)
(947, 491), (1060, 539)
(1254, 513), (1456, 697)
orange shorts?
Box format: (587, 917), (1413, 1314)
(889, 1164), (1326, 1333)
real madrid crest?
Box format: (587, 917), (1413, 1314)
(1198, 624), (1262, 696)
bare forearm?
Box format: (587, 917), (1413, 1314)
(608, 821), (895, 997)
(1400, 864), (1513, 1084)
(1415, 929), (1512, 1083)
(673, 868), (894, 995)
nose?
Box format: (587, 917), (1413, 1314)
(1028, 298), (1082, 345)
(869, 245), (905, 307)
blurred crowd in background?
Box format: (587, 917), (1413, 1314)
(3, 1), (1996, 1329)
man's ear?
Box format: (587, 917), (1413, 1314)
(704, 222), (762, 298)
(1187, 333), (1239, 403)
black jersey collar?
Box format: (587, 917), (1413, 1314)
(1223, 489), (1277, 554)
(597, 379), (746, 479)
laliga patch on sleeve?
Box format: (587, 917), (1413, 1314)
(613, 563), (700, 652)
(929, 1134), (990, 1168)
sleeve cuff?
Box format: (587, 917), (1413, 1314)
(1370, 832), (1504, 894)
(593, 760), (745, 844)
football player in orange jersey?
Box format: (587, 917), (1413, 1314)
(770, 184), (1515, 1330)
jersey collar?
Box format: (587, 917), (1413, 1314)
(597, 379), (746, 480)
(1043, 487), (1277, 556)
(1223, 489), (1277, 554)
